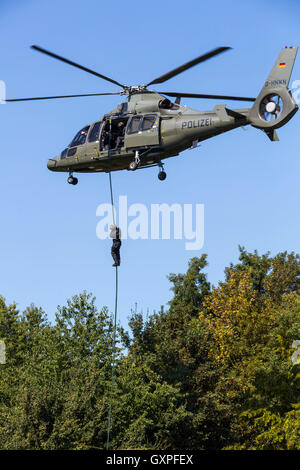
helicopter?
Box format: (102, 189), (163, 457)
(6, 45), (298, 185)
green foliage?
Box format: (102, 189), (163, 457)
(168, 255), (210, 317)
(109, 360), (195, 450)
(0, 292), (117, 449)
(0, 248), (299, 450)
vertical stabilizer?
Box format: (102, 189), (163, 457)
(249, 47), (298, 130)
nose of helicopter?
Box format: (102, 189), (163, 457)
(47, 158), (57, 170)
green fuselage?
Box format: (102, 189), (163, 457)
(47, 91), (250, 174)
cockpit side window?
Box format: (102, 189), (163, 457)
(127, 116), (142, 134)
(70, 125), (90, 147)
(88, 121), (101, 142)
(141, 115), (157, 131)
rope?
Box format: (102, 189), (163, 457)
(107, 119), (116, 225)
(108, 171), (116, 226)
(106, 119), (119, 450)
(106, 266), (118, 450)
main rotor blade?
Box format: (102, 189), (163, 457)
(159, 91), (256, 102)
(6, 92), (122, 102)
(146, 47), (232, 87)
(31, 45), (125, 89)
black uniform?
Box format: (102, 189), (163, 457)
(110, 227), (121, 267)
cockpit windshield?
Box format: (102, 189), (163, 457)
(70, 125), (90, 147)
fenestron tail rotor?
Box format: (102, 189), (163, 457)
(259, 94), (283, 122)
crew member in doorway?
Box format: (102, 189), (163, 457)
(110, 224), (121, 267)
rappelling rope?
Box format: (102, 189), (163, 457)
(108, 170), (116, 226)
(106, 119), (118, 450)
(106, 265), (118, 450)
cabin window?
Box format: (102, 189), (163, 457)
(141, 115), (157, 131)
(127, 116), (142, 134)
(88, 121), (101, 142)
(70, 125), (90, 147)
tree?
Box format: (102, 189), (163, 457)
(122, 257), (234, 449)
(200, 248), (300, 449)
(0, 248), (299, 450)
(168, 255), (211, 318)
(0, 292), (119, 449)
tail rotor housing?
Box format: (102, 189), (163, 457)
(249, 46), (298, 130)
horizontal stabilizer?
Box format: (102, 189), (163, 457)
(225, 108), (247, 121)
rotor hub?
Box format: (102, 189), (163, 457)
(265, 101), (277, 113)
(123, 85), (148, 95)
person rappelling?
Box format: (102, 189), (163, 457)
(110, 224), (121, 267)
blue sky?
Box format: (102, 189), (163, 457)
(0, 0), (299, 327)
